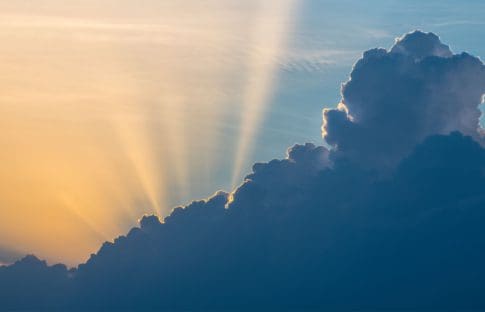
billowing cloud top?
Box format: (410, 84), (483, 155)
(390, 31), (453, 59)
(1, 31), (485, 311)
(323, 30), (485, 169)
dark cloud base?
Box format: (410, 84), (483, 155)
(1, 31), (485, 311)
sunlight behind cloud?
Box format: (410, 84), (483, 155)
(0, 0), (300, 265)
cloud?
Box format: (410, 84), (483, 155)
(0, 246), (23, 265)
(323, 30), (485, 169)
(0, 255), (69, 310)
(1, 31), (485, 310)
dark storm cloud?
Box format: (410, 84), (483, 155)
(323, 30), (485, 169)
(1, 31), (485, 311)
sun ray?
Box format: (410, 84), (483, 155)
(0, 0), (302, 264)
(231, 0), (299, 188)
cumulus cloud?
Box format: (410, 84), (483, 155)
(323, 30), (485, 169)
(1, 31), (485, 311)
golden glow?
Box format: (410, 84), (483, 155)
(0, 1), (298, 265)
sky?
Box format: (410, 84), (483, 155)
(1, 0), (485, 266)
